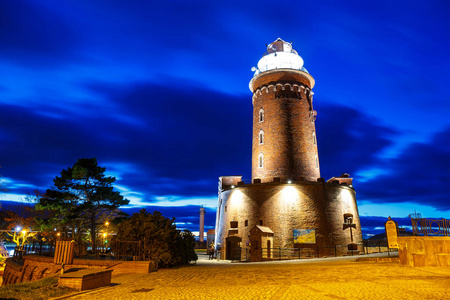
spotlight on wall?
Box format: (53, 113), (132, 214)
(231, 185), (235, 188)
(287, 180), (292, 184)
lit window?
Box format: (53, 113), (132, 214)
(259, 108), (264, 122)
(259, 153), (264, 168)
(259, 130), (264, 144)
(344, 213), (353, 224)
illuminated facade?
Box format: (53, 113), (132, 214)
(215, 39), (363, 260)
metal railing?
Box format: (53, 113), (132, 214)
(226, 242), (395, 262)
(12, 241), (55, 264)
(411, 218), (450, 236)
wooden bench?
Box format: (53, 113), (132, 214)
(59, 268), (113, 291)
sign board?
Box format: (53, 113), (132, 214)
(385, 217), (399, 249)
(293, 229), (316, 244)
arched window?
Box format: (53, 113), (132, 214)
(315, 155), (319, 169)
(259, 108), (264, 122)
(259, 130), (264, 144)
(259, 153), (264, 168)
(313, 131), (316, 145)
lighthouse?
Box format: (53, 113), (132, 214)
(250, 38), (320, 182)
(215, 39), (363, 261)
(199, 206), (205, 243)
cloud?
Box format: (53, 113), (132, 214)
(315, 102), (396, 180)
(120, 205), (217, 233)
(357, 127), (450, 211)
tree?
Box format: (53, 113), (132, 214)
(38, 158), (129, 252)
(115, 209), (197, 268)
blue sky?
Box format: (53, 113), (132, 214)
(1, 0), (450, 237)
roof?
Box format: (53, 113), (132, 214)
(254, 225), (274, 234)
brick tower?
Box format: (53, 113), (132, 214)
(249, 38), (320, 182)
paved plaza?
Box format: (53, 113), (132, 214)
(56, 253), (450, 300)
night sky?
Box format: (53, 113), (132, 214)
(1, 1), (450, 238)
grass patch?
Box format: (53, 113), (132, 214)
(0, 274), (76, 300)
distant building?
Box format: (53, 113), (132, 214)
(215, 39), (363, 260)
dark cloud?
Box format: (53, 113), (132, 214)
(357, 128), (450, 210)
(315, 101), (396, 180)
(359, 216), (412, 238)
(0, 80), (253, 198)
(116, 205), (217, 234)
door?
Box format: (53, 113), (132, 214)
(226, 236), (242, 260)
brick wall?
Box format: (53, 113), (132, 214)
(2, 255), (154, 286)
(215, 181), (363, 258)
(251, 70), (320, 182)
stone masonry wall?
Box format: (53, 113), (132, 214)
(215, 181), (363, 259)
(2, 255), (154, 286)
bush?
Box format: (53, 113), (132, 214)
(114, 209), (197, 268)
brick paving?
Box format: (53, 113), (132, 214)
(57, 254), (450, 300)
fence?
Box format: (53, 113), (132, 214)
(411, 218), (450, 237)
(110, 241), (142, 260)
(12, 241), (55, 264)
(227, 242), (394, 262)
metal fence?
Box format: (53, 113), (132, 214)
(12, 241), (55, 264)
(226, 242), (395, 262)
(411, 218), (450, 236)
(110, 240), (142, 260)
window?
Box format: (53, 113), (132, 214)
(259, 153), (264, 168)
(230, 221), (238, 228)
(315, 155), (319, 169)
(344, 213), (353, 224)
(313, 131), (316, 145)
(225, 206), (227, 212)
(259, 108), (264, 122)
(259, 130), (264, 144)
(245, 220), (248, 227)
(259, 220), (263, 226)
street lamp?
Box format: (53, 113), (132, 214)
(105, 221), (109, 251)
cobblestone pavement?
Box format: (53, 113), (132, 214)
(58, 254), (450, 300)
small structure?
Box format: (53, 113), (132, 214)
(59, 268), (113, 291)
(250, 225), (274, 262)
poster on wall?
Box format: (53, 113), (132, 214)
(293, 229), (316, 244)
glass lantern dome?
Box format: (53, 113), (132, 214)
(252, 38), (308, 76)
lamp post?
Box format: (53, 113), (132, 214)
(105, 221), (109, 252)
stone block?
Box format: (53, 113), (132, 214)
(445, 240), (450, 255)
(425, 254), (437, 267)
(412, 254), (426, 267)
(423, 240), (435, 255)
(436, 254), (448, 267)
(434, 240), (446, 254)
(59, 269), (113, 291)
(409, 238), (424, 254)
